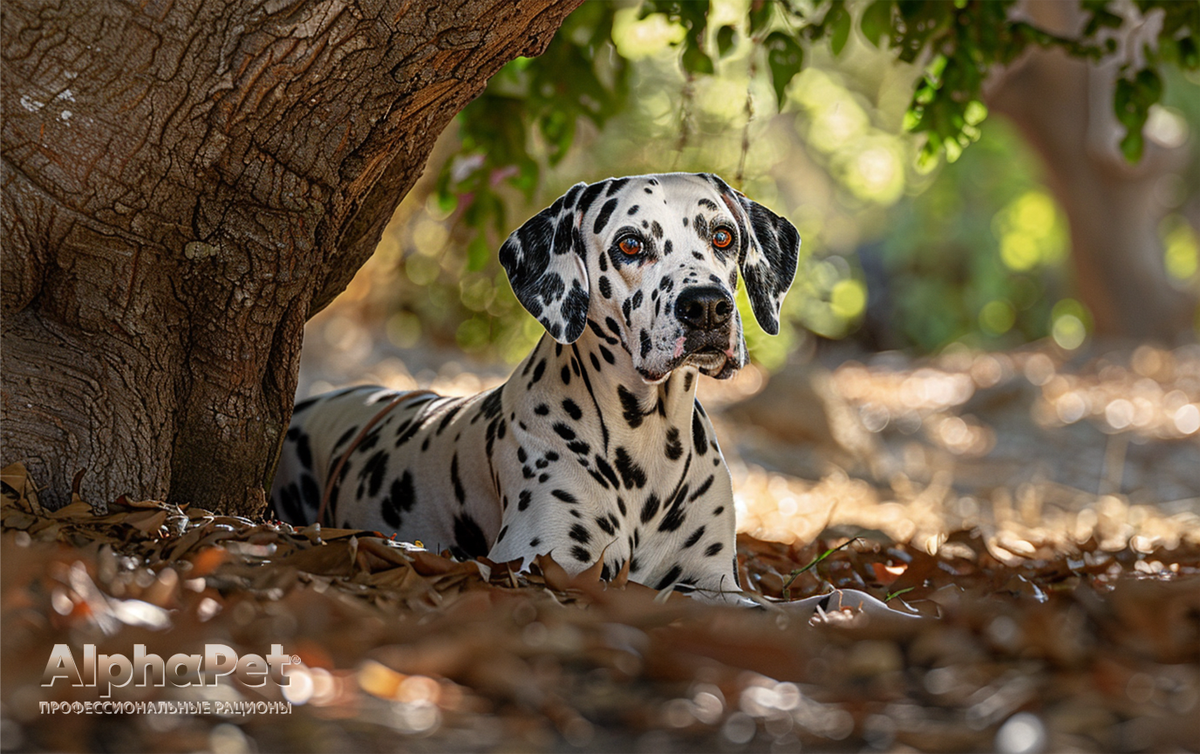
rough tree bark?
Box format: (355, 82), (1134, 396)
(2, 0), (584, 514)
(986, 2), (1197, 342)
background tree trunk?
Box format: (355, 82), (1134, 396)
(985, 2), (1197, 342)
(2, 0), (584, 514)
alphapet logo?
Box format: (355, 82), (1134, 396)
(42, 644), (298, 699)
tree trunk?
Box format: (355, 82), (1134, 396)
(985, 2), (1197, 342)
(2, 0), (583, 514)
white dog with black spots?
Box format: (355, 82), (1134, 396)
(272, 172), (800, 603)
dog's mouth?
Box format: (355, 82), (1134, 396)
(636, 330), (741, 384)
(682, 346), (728, 371)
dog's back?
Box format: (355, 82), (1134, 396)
(271, 385), (405, 526)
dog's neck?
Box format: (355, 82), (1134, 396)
(517, 330), (701, 440)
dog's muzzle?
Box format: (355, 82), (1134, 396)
(675, 286), (736, 371)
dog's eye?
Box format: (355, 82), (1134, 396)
(618, 236), (643, 256)
(712, 228), (734, 250)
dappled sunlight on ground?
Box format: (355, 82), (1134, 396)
(3, 336), (1197, 752)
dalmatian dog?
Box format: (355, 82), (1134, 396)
(272, 172), (799, 603)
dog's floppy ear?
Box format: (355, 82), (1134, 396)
(499, 182), (591, 343)
(707, 175), (801, 336)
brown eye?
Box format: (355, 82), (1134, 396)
(618, 236), (643, 255)
(712, 228), (733, 249)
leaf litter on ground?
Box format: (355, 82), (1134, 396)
(2, 343), (1199, 753)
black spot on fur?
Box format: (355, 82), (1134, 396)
(518, 489), (532, 511)
(381, 471), (415, 528)
(334, 425), (359, 450)
(614, 447), (647, 489)
(295, 433), (313, 470)
(684, 526), (706, 548)
(640, 493), (661, 524)
(360, 451), (388, 498)
(571, 546), (592, 563)
(598, 344), (615, 365)
(596, 516), (615, 535)
(618, 386), (644, 429)
(578, 181), (607, 217)
(639, 330), (651, 358)
(437, 403), (463, 435)
(594, 455), (620, 489)
(658, 484), (690, 532)
(599, 275), (612, 299)
(562, 399), (583, 421)
(530, 537), (541, 548)
(453, 514), (488, 558)
(594, 198), (618, 234)
(689, 475), (715, 502)
(654, 565), (683, 590)
(562, 284), (589, 337)
(293, 396), (319, 415)
(664, 427), (683, 460)
(569, 524), (592, 544)
(450, 453), (466, 505)
(300, 474), (321, 512)
(535, 403), (550, 416)
(394, 421), (420, 448)
(705, 542), (724, 557)
(552, 422), (576, 441)
(552, 489), (580, 505)
(480, 389), (504, 420)
(531, 359), (547, 384)
(692, 412), (709, 456)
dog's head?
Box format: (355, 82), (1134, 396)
(499, 173), (800, 382)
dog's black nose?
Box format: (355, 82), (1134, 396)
(675, 286), (734, 331)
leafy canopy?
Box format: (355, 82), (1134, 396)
(442, 0), (1198, 231)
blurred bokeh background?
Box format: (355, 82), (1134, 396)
(304, 2), (1199, 381)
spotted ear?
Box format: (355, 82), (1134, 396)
(708, 176), (801, 336)
(499, 182), (591, 344)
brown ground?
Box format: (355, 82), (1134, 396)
(2, 342), (1198, 753)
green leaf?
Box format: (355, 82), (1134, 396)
(860, 1), (893, 48)
(765, 31), (804, 108)
(748, 0), (773, 35)
(1120, 130), (1145, 163)
(681, 40), (714, 75)
(884, 587), (915, 602)
(781, 539), (861, 600)
(717, 25), (736, 57)
(829, 5), (852, 56)
(1180, 37), (1199, 69)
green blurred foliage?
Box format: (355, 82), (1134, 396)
(370, 0), (1199, 365)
